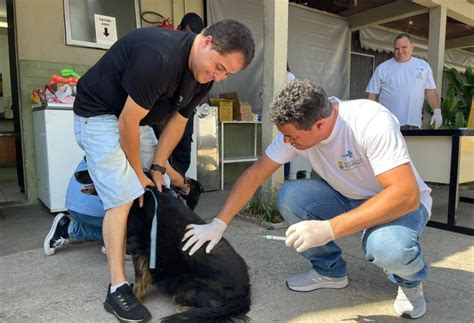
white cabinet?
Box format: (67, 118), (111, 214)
(32, 104), (84, 212)
(219, 121), (261, 190)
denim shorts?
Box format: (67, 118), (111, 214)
(74, 114), (159, 210)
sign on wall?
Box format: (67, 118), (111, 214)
(64, 0), (140, 50)
(94, 14), (118, 46)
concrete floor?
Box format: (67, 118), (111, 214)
(0, 190), (473, 322)
(429, 182), (474, 229)
(0, 166), (25, 203)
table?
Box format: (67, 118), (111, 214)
(402, 129), (474, 235)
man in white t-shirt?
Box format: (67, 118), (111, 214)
(366, 33), (442, 129)
(182, 80), (432, 319)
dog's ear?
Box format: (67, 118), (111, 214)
(192, 178), (205, 193)
(179, 178), (203, 210)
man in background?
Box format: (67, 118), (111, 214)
(366, 33), (442, 130)
(177, 12), (204, 34)
(164, 12), (206, 175)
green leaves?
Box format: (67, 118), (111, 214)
(241, 190), (283, 224)
(440, 66), (473, 128)
(454, 111), (466, 129)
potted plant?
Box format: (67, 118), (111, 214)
(426, 66), (474, 129)
(239, 188), (286, 229)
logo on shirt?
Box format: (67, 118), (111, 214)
(341, 150), (353, 158)
(176, 95), (183, 106)
(337, 150), (364, 171)
(415, 68), (425, 80)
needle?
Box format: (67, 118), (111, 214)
(262, 235), (286, 241)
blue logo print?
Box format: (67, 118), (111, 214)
(338, 150), (364, 171)
(341, 150), (353, 158)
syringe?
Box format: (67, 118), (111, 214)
(262, 235), (286, 241)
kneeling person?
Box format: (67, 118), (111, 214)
(44, 158), (189, 256)
(183, 80), (432, 319)
(44, 158), (105, 256)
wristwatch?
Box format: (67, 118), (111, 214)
(150, 164), (166, 174)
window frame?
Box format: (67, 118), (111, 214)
(63, 0), (141, 50)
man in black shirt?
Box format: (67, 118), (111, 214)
(73, 19), (254, 322)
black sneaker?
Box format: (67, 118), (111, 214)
(104, 283), (151, 322)
(43, 213), (70, 256)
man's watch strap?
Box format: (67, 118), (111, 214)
(150, 164), (166, 174)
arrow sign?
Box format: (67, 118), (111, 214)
(94, 14), (117, 46)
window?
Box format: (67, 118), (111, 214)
(64, 0), (141, 50)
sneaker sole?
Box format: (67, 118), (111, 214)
(400, 312), (426, 319)
(104, 301), (151, 322)
(286, 277), (349, 292)
(43, 213), (66, 256)
(395, 303), (426, 319)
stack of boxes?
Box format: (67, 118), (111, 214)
(210, 98), (233, 122)
(236, 101), (253, 121)
(211, 92), (254, 122)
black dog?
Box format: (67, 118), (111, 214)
(126, 187), (251, 323)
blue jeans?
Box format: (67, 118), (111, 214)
(276, 179), (429, 288)
(68, 210), (103, 241)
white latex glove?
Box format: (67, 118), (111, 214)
(285, 220), (335, 253)
(182, 218), (227, 256)
(430, 109), (443, 129)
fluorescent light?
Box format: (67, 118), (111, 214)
(0, 22), (7, 28)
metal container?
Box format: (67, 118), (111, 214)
(196, 106), (220, 191)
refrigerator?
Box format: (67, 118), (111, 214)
(32, 103), (84, 212)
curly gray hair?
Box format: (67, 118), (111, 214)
(269, 80), (332, 130)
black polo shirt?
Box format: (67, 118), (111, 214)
(73, 28), (213, 125)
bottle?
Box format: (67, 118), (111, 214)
(195, 103), (210, 118)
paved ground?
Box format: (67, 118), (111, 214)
(0, 190), (473, 322)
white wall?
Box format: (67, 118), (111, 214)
(207, 1), (350, 114)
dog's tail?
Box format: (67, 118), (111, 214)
(160, 291), (251, 323)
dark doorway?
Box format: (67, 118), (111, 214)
(350, 52), (374, 99)
(0, 0), (24, 203)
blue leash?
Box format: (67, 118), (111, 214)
(145, 188), (158, 269)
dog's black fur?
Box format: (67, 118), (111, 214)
(172, 177), (204, 211)
(126, 186), (251, 323)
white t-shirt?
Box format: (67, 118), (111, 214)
(265, 98), (432, 216)
(366, 57), (436, 128)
